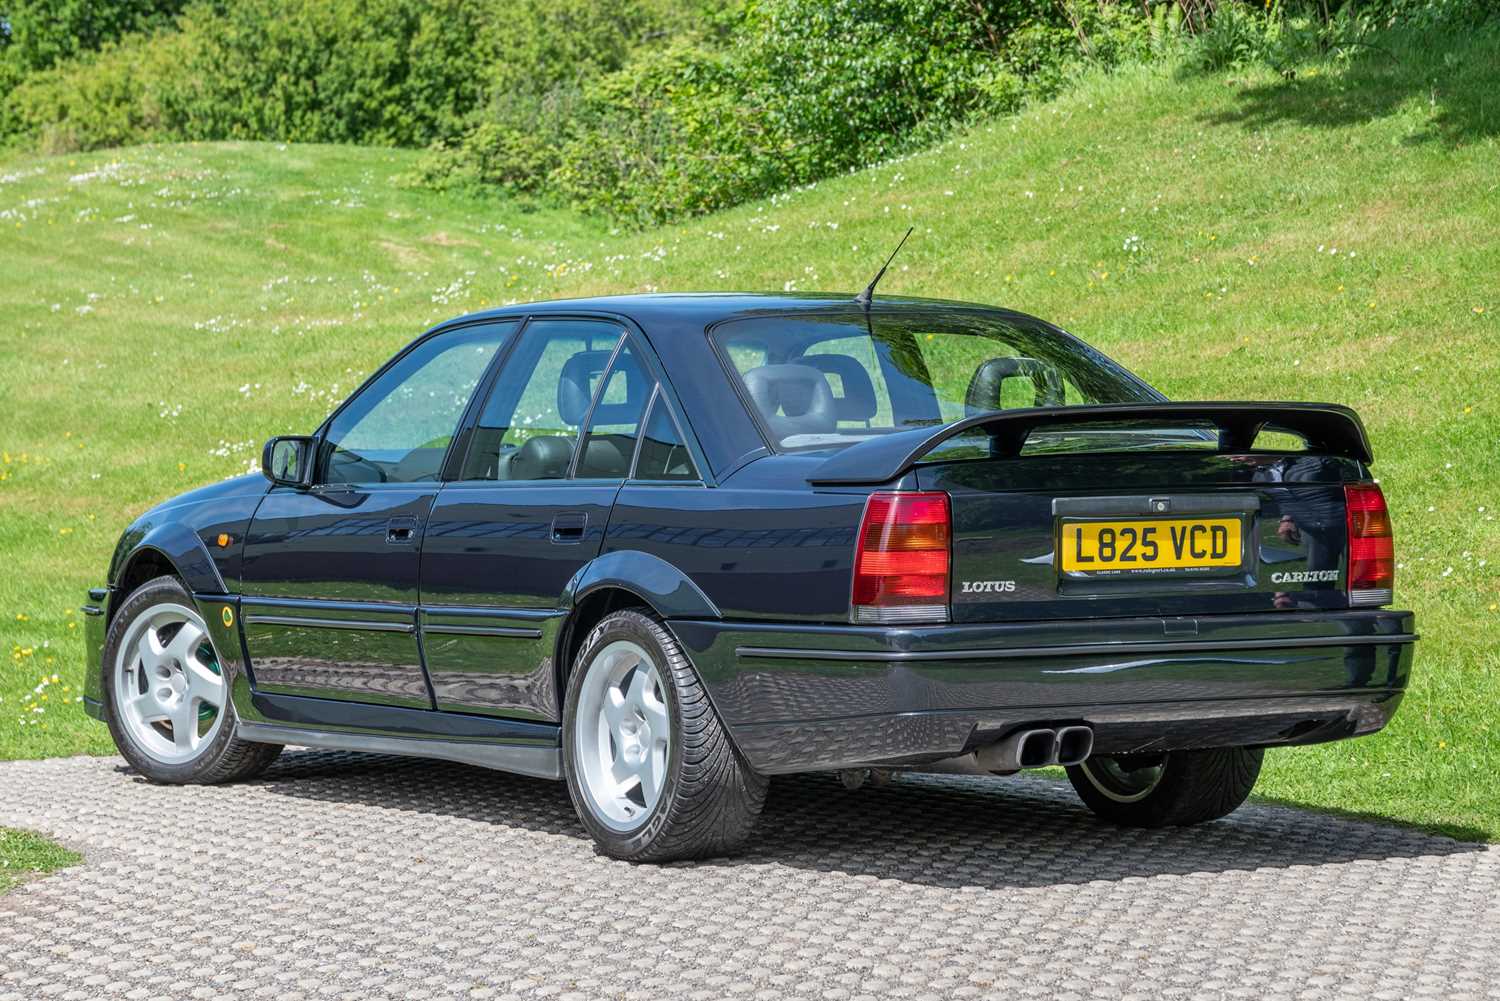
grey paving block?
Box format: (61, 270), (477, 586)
(0, 752), (1496, 1000)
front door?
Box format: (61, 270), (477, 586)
(240, 321), (516, 707)
(419, 319), (652, 719)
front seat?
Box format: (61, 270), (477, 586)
(741, 363), (838, 441)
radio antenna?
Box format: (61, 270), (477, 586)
(854, 226), (914, 310)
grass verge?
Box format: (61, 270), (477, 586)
(0, 827), (80, 894)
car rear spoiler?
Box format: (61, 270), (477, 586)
(806, 401), (1373, 486)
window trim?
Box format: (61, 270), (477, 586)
(565, 330), (631, 481)
(444, 315), (637, 485)
(625, 384), (659, 478)
(437, 316), (533, 482)
(312, 307), (719, 489)
(626, 384), (703, 485)
(439, 310), (717, 487)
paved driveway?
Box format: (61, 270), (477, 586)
(1, 752), (1496, 1001)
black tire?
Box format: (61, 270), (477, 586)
(102, 575), (282, 785)
(561, 609), (767, 862)
(1066, 747), (1263, 828)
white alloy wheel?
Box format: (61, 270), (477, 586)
(572, 639), (672, 831)
(112, 601), (227, 765)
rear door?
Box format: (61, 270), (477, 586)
(239, 321), (515, 706)
(419, 319), (652, 719)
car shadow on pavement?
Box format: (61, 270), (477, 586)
(247, 750), (1485, 891)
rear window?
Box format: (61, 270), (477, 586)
(711, 310), (1159, 450)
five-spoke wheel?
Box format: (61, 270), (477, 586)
(572, 639), (672, 830)
(1066, 748), (1263, 827)
(103, 575), (282, 784)
(113, 601), (227, 764)
(562, 609), (767, 861)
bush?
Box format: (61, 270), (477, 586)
(1181, 0), (1500, 75)
(739, 0), (1012, 177)
(1191, 2), (1284, 70)
(555, 43), (785, 222)
(1, 0), (713, 152)
(166, 0), (492, 147)
(41, 0), (1489, 224)
(0, 0), (186, 75)
(3, 31), (196, 153)
(416, 0), (1132, 223)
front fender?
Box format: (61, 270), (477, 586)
(110, 521), (228, 595)
(106, 473), (269, 597)
(564, 549), (721, 620)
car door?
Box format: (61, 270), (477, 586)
(239, 320), (516, 708)
(419, 318), (652, 720)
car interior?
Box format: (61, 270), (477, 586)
(734, 334), (1068, 447)
(460, 340), (697, 482)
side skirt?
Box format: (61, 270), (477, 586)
(234, 692), (562, 780)
(236, 722), (562, 780)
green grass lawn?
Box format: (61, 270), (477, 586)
(0, 827), (80, 893)
(1, 31), (1495, 839)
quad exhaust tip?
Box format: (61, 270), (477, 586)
(1017, 729), (1057, 768)
(973, 724), (1095, 772)
(1054, 725), (1094, 767)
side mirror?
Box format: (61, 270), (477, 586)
(261, 435), (316, 487)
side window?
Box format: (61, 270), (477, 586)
(322, 322), (513, 485)
(458, 319), (625, 481)
(634, 392), (699, 482)
(576, 339), (650, 479)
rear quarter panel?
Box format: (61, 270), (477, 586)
(603, 460), (870, 623)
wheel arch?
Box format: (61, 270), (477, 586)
(554, 550), (721, 696)
(109, 523), (228, 623)
(111, 548), (179, 619)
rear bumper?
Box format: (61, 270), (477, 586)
(669, 609), (1415, 774)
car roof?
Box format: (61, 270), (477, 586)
(444, 292), (1047, 330)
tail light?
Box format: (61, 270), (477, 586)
(852, 491), (950, 624)
(1345, 482), (1394, 606)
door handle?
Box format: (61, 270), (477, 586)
(386, 517), (418, 545)
(551, 511), (587, 544)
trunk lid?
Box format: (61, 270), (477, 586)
(807, 402), (1374, 624)
(919, 450), (1359, 622)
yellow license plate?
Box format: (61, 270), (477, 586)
(1060, 517), (1242, 573)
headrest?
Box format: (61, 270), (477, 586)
(964, 356), (1065, 415)
(557, 350), (614, 426)
(797, 355), (877, 422)
(557, 349), (648, 427)
(742, 363), (837, 440)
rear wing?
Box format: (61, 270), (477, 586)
(806, 402), (1373, 486)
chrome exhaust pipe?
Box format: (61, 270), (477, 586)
(1054, 725), (1094, 766)
(1019, 728), (1059, 768)
(975, 728), (1058, 772)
